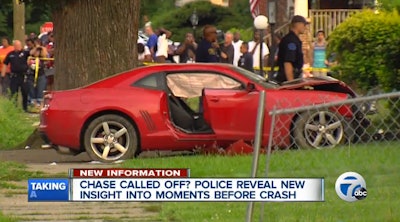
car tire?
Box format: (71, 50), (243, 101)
(293, 110), (347, 149)
(84, 114), (138, 163)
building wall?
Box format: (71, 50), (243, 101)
(259, 0), (291, 29)
(260, 0), (372, 33)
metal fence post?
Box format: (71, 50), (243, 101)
(245, 90), (266, 222)
(259, 106), (277, 222)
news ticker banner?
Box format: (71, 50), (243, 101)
(28, 169), (324, 202)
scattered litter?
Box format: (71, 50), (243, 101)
(90, 161), (102, 164)
(113, 160), (125, 164)
(25, 145), (30, 149)
(41, 144), (52, 149)
(49, 162), (57, 165)
(32, 122), (40, 127)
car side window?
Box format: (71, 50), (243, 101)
(166, 72), (244, 98)
(132, 72), (166, 90)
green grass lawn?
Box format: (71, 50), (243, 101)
(0, 161), (48, 221)
(122, 144), (400, 222)
(0, 97), (37, 150)
(0, 212), (18, 222)
(0, 161), (46, 188)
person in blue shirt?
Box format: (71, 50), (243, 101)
(195, 25), (219, 63)
(144, 22), (158, 61)
(311, 30), (329, 76)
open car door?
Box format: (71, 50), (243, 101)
(202, 89), (261, 141)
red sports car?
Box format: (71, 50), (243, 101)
(39, 63), (369, 162)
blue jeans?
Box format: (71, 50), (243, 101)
(26, 74), (47, 104)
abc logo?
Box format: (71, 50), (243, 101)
(335, 172), (367, 202)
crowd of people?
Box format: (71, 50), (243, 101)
(0, 15), (332, 113)
(137, 22), (270, 73)
(0, 32), (55, 113)
(139, 15), (333, 84)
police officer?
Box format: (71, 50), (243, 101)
(1, 40), (30, 112)
(275, 15), (308, 84)
(195, 25), (219, 63)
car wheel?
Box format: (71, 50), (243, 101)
(293, 110), (345, 149)
(84, 114), (138, 162)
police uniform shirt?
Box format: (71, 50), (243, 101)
(3, 50), (29, 73)
(195, 39), (218, 63)
(238, 52), (254, 72)
(276, 31), (303, 82)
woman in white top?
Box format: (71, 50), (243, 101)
(137, 43), (152, 62)
(155, 28), (172, 63)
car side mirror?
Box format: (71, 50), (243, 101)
(246, 82), (255, 92)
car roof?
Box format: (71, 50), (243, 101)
(82, 63), (239, 89)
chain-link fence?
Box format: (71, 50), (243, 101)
(266, 91), (400, 152)
(248, 91), (400, 222)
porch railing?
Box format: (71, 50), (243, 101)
(309, 9), (361, 37)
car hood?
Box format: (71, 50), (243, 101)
(275, 76), (357, 97)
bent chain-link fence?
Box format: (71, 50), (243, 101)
(266, 91), (400, 152)
(256, 91), (400, 222)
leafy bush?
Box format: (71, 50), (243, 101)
(328, 10), (400, 93)
(150, 1), (253, 43)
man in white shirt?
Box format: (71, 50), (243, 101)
(248, 30), (269, 71)
(155, 28), (172, 63)
(232, 31), (243, 67)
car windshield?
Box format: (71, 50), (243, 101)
(231, 66), (278, 89)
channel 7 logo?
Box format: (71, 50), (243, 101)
(335, 172), (367, 202)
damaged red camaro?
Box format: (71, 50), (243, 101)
(39, 63), (369, 162)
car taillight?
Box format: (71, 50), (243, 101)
(43, 91), (53, 109)
(337, 105), (353, 118)
(330, 105), (353, 118)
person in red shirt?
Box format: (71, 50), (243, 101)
(0, 37), (14, 96)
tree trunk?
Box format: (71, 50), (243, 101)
(52, 0), (140, 90)
(13, 0), (25, 46)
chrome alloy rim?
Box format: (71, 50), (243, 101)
(304, 111), (344, 149)
(89, 121), (129, 160)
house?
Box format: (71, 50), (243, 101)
(254, 0), (376, 65)
(258, 0), (377, 37)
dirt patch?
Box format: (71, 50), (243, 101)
(0, 148), (165, 221)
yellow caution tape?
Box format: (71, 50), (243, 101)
(253, 66), (330, 72)
(28, 57), (55, 61)
(28, 56), (55, 87)
(34, 57), (39, 87)
(142, 62), (330, 74)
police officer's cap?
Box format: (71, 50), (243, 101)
(291, 15), (309, 24)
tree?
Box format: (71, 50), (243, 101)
(151, 1), (253, 43)
(378, 0), (400, 11)
(0, 0), (52, 37)
(49, 0), (140, 90)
